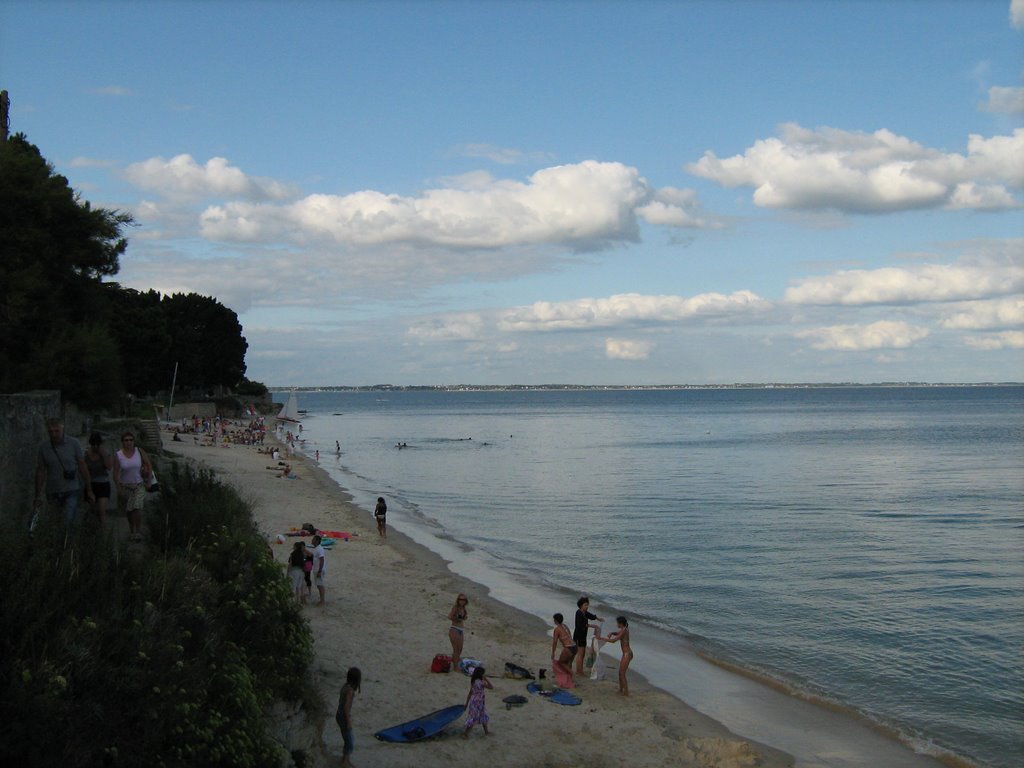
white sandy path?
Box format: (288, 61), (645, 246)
(166, 434), (793, 768)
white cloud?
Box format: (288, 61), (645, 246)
(940, 297), (1024, 330)
(198, 160), (719, 249)
(981, 85), (1024, 115)
(688, 123), (1023, 213)
(498, 290), (769, 332)
(123, 154), (298, 201)
(1012, 0), (1024, 29)
(453, 143), (552, 165)
(962, 330), (1024, 349)
(785, 250), (1024, 306)
(88, 86), (132, 96)
(636, 186), (721, 228)
(795, 321), (930, 351)
(605, 338), (653, 360)
(407, 314), (486, 341)
(200, 161), (650, 248)
(69, 156), (117, 168)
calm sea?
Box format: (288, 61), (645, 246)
(276, 386), (1024, 768)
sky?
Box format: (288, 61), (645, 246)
(2, 0), (1023, 386)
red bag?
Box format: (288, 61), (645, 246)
(430, 654), (452, 673)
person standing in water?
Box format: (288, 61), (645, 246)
(374, 496), (387, 538)
(600, 616), (633, 696)
(448, 593), (469, 667)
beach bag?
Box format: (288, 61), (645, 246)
(145, 469), (160, 493)
(303, 556), (313, 573)
(430, 654), (452, 673)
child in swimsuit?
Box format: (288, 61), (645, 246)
(601, 616), (633, 696)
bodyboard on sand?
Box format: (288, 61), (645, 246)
(503, 662), (535, 680)
(526, 681), (581, 706)
(374, 705), (465, 743)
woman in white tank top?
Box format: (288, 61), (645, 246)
(113, 432), (151, 541)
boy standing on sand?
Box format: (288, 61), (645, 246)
(311, 534), (327, 606)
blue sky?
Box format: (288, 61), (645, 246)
(3, 0), (1022, 386)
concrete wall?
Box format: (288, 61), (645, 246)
(166, 402), (218, 420)
(0, 391), (76, 523)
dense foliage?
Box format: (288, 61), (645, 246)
(0, 465), (313, 767)
(0, 133), (257, 406)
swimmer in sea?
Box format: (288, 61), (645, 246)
(448, 593), (469, 667)
(600, 616), (633, 696)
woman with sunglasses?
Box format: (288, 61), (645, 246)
(112, 432), (152, 541)
(448, 593), (469, 668)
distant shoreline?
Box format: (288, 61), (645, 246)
(269, 381), (1023, 392)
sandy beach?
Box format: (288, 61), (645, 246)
(165, 432), (793, 768)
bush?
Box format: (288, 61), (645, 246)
(0, 464), (313, 767)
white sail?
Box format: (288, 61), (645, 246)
(277, 392), (301, 422)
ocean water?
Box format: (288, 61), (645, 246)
(278, 386), (1024, 768)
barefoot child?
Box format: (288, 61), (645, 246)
(462, 666), (493, 738)
(600, 616), (633, 696)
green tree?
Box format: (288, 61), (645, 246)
(0, 133), (132, 405)
(162, 293), (248, 392)
(105, 286), (173, 396)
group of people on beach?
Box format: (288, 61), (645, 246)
(34, 417), (155, 540)
(286, 535), (328, 606)
(551, 596), (633, 696)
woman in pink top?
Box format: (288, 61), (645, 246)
(112, 432), (152, 541)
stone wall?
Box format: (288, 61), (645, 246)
(0, 391), (86, 523)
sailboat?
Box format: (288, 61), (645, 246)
(277, 392), (302, 423)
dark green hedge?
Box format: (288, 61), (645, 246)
(0, 464), (313, 767)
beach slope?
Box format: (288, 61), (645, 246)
(168, 437), (792, 768)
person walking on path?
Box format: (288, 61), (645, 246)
(310, 534), (327, 606)
(336, 667), (360, 768)
(373, 496), (387, 538)
(83, 432), (113, 527)
(113, 432), (152, 541)
(573, 596), (604, 676)
(600, 616), (634, 697)
(34, 417), (94, 529)
(448, 593), (469, 667)
(462, 666), (493, 738)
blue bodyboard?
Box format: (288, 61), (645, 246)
(374, 704), (465, 743)
(526, 681), (581, 705)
